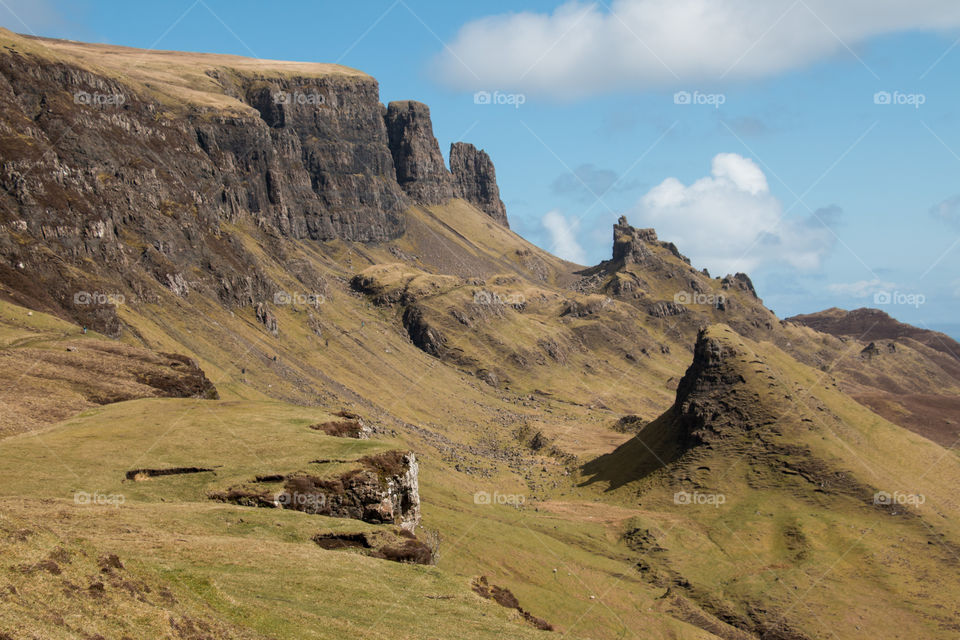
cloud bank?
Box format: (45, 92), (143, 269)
(435, 0), (960, 97)
(633, 153), (837, 275)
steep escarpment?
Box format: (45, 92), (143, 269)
(450, 142), (509, 227)
(383, 101), (510, 226)
(0, 30), (509, 336)
(582, 325), (960, 640)
(384, 100), (454, 204)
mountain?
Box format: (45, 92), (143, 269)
(583, 326), (960, 639)
(0, 30), (958, 640)
(787, 307), (960, 361)
(785, 308), (960, 446)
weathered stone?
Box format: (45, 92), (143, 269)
(384, 101), (454, 204)
(450, 142), (509, 227)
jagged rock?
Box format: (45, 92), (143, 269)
(674, 327), (756, 446)
(612, 216), (690, 265)
(213, 451), (421, 530)
(861, 342), (881, 359)
(309, 418), (373, 439)
(648, 301), (688, 318)
(255, 303), (278, 336)
(385, 101), (454, 204)
(402, 305), (447, 357)
(561, 296), (612, 317)
(721, 273), (758, 298)
(450, 142), (509, 227)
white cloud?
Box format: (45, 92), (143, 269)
(828, 279), (898, 298)
(435, 0), (960, 97)
(634, 153), (836, 274)
(542, 210), (587, 264)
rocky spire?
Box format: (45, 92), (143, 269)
(450, 142), (510, 228)
(384, 101), (455, 204)
(383, 103), (510, 228)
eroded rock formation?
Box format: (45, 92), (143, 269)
(384, 101), (454, 204)
(450, 142), (509, 227)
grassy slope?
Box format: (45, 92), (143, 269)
(3, 193), (958, 637)
(1, 30), (957, 638)
(3, 196), (958, 638)
(579, 326), (960, 638)
(0, 28), (369, 116)
(0, 296), (711, 639)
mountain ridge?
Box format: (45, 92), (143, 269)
(0, 31), (959, 640)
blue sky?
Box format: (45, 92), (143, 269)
(4, 0), (960, 338)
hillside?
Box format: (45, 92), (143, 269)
(0, 30), (958, 640)
(582, 326), (960, 638)
(785, 308), (960, 446)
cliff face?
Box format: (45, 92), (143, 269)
(383, 102), (510, 226)
(384, 100), (454, 204)
(0, 32), (508, 333)
(450, 142), (509, 227)
(612, 216), (688, 266)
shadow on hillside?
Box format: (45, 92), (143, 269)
(579, 411), (685, 491)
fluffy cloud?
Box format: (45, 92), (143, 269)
(435, 0), (960, 97)
(542, 210), (587, 264)
(827, 279), (898, 298)
(633, 153), (837, 274)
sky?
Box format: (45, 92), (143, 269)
(3, 0), (960, 338)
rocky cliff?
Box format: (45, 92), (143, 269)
(450, 142), (509, 227)
(384, 100), (454, 204)
(0, 30), (509, 334)
(383, 100), (510, 226)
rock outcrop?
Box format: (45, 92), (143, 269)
(673, 326), (769, 447)
(0, 31), (510, 333)
(384, 101), (454, 204)
(612, 216), (689, 266)
(213, 451), (421, 530)
(721, 273), (758, 299)
(450, 142), (509, 227)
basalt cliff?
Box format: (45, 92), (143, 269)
(0, 29), (507, 335)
